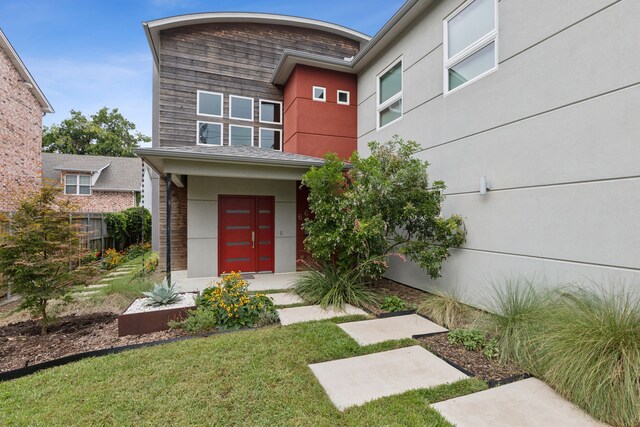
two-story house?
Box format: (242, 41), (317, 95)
(0, 28), (53, 212)
(138, 1), (639, 305)
(41, 153), (142, 213)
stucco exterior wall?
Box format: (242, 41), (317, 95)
(187, 176), (296, 278)
(0, 46), (42, 212)
(357, 0), (640, 307)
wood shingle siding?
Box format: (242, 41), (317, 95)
(158, 23), (360, 148)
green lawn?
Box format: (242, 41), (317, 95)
(0, 318), (485, 426)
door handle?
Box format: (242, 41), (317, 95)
(251, 231), (255, 248)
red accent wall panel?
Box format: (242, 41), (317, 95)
(283, 65), (357, 160)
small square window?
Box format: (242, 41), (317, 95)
(230, 125), (254, 146)
(197, 91), (222, 117)
(197, 122), (223, 145)
(259, 100), (282, 124)
(259, 128), (282, 151)
(312, 86), (326, 102)
(337, 90), (350, 105)
(230, 95), (254, 121)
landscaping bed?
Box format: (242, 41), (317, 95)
(363, 278), (426, 316)
(0, 312), (187, 373)
(418, 333), (527, 385)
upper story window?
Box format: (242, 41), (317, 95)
(377, 58), (403, 129)
(259, 100), (282, 124)
(229, 124), (254, 146)
(65, 174), (91, 195)
(259, 128), (282, 151)
(337, 90), (350, 105)
(197, 121), (223, 146)
(197, 90), (222, 117)
(444, 0), (498, 94)
(229, 95), (254, 121)
(312, 86), (326, 102)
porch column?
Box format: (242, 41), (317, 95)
(165, 173), (172, 284)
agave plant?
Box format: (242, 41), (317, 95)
(142, 278), (180, 306)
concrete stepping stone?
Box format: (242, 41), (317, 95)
(75, 290), (100, 298)
(278, 304), (367, 326)
(431, 378), (608, 427)
(247, 273), (297, 292)
(338, 314), (447, 345)
(87, 283), (110, 289)
(106, 271), (130, 277)
(310, 345), (468, 410)
(268, 292), (304, 306)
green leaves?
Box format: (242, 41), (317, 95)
(302, 135), (466, 281)
(42, 107), (150, 157)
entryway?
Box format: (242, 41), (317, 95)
(219, 196), (274, 274)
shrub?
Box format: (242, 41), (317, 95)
(302, 137), (466, 283)
(123, 242), (150, 261)
(538, 287), (640, 427)
(0, 185), (93, 334)
(181, 272), (277, 331)
(105, 207), (151, 250)
(102, 248), (123, 270)
(169, 306), (217, 334)
(419, 290), (472, 329)
(380, 295), (407, 312)
(293, 260), (379, 309)
(80, 249), (100, 264)
(143, 252), (159, 274)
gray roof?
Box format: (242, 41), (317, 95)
(136, 145), (327, 169)
(42, 153), (142, 191)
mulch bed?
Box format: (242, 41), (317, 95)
(0, 312), (188, 373)
(418, 333), (528, 384)
(364, 278), (429, 316)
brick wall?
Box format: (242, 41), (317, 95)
(0, 47), (42, 211)
(64, 190), (137, 213)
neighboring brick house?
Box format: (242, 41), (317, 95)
(0, 28), (53, 212)
(41, 153), (142, 213)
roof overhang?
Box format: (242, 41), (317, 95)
(136, 147), (326, 181)
(272, 0), (436, 85)
(142, 12), (371, 65)
(0, 29), (54, 114)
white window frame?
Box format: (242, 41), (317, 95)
(196, 121), (223, 146)
(376, 57), (403, 130)
(337, 90), (350, 105)
(229, 124), (254, 147)
(312, 86), (326, 102)
(443, 0), (499, 96)
(258, 127), (283, 151)
(196, 90), (223, 118)
(229, 95), (254, 122)
(258, 99), (283, 124)
(64, 174), (91, 196)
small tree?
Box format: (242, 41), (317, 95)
(302, 136), (466, 281)
(0, 186), (90, 333)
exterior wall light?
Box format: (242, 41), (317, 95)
(480, 176), (491, 195)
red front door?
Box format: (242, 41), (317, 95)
(219, 196), (274, 274)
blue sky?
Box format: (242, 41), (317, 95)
(0, 0), (404, 138)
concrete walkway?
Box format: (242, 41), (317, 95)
(268, 292), (304, 306)
(278, 304), (367, 325)
(432, 378), (609, 426)
(173, 271), (301, 293)
(338, 314), (447, 345)
(310, 345), (468, 410)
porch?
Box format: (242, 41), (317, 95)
(136, 145), (323, 282)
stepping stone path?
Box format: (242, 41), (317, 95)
(268, 292), (304, 306)
(338, 314), (447, 345)
(106, 271), (131, 277)
(431, 377), (608, 426)
(278, 304), (367, 326)
(309, 345), (468, 411)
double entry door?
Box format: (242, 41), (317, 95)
(219, 196), (275, 274)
